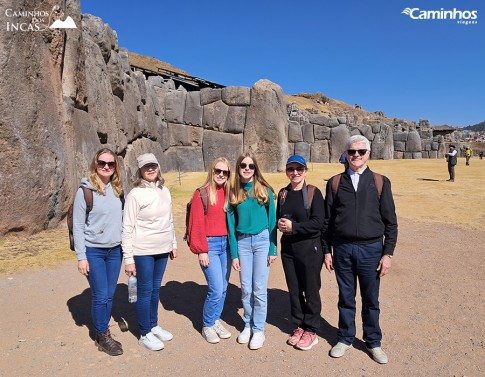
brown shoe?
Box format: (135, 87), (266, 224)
(105, 328), (122, 347)
(95, 330), (123, 356)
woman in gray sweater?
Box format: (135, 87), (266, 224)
(72, 148), (124, 356)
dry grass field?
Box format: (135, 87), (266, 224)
(0, 157), (484, 377)
(0, 157), (482, 275)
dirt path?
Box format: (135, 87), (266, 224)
(1, 219), (484, 377)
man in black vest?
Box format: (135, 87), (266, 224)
(322, 135), (398, 364)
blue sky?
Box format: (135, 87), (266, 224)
(81, 0), (484, 127)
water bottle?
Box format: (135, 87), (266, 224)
(128, 275), (137, 303)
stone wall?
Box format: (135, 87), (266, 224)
(0, 2), (462, 235)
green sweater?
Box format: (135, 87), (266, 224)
(227, 181), (277, 259)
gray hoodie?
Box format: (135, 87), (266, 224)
(72, 178), (123, 260)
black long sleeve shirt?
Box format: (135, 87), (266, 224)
(276, 183), (325, 242)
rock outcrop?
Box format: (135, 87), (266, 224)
(0, 2), (465, 235)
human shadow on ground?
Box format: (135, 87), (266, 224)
(417, 178), (441, 181)
(160, 280), (337, 347)
(67, 284), (139, 339)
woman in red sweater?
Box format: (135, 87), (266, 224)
(188, 157), (233, 344)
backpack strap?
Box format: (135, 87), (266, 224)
(81, 186), (93, 222)
(373, 173), (384, 199)
(306, 184), (315, 210)
(331, 174), (342, 198)
(198, 187), (209, 215)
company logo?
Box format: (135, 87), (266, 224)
(49, 16), (76, 29)
(4, 6), (77, 32)
(402, 7), (478, 25)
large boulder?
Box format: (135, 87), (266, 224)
(329, 125), (350, 162)
(406, 130), (422, 152)
(202, 130), (243, 170)
(311, 141), (330, 163)
(244, 80), (288, 172)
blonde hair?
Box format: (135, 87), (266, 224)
(230, 152), (274, 206)
(88, 148), (123, 197)
(200, 157), (232, 211)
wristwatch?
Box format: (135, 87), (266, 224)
(385, 254), (393, 259)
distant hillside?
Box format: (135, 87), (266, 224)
(464, 121), (485, 132)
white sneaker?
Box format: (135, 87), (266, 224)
(237, 327), (251, 344)
(367, 346), (388, 364)
(202, 326), (220, 344)
(139, 332), (164, 351)
(330, 342), (352, 358)
(249, 331), (265, 350)
(213, 320), (231, 339)
(151, 325), (173, 341)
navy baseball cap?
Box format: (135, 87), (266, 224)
(286, 155), (307, 167)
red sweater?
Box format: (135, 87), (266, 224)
(188, 186), (228, 253)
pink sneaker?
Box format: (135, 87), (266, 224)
(295, 331), (318, 351)
(287, 327), (304, 346)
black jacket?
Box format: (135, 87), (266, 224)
(322, 167), (398, 255)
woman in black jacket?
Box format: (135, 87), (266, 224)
(277, 155), (325, 351)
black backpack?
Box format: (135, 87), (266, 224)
(67, 187), (124, 251)
(330, 172), (384, 199)
(183, 187), (209, 247)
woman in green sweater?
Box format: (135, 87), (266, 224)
(227, 152), (277, 350)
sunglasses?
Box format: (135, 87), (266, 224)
(286, 166), (305, 173)
(240, 163), (256, 170)
(213, 168), (229, 177)
(97, 160), (116, 169)
(347, 149), (368, 156)
(142, 163), (158, 170)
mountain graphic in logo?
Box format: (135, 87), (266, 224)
(402, 8), (412, 16)
(49, 16), (76, 29)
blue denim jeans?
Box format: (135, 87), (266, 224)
(201, 236), (231, 327)
(134, 254), (169, 336)
(86, 245), (122, 334)
(237, 229), (270, 333)
(333, 241), (383, 348)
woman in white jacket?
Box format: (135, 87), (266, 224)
(122, 153), (177, 351)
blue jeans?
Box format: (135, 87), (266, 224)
(333, 241), (383, 348)
(86, 245), (122, 334)
(134, 254), (169, 336)
(201, 236), (231, 327)
(237, 229), (270, 333)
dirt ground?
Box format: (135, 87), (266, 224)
(0, 218), (484, 377)
(1, 159), (484, 377)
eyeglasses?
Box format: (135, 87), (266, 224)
(286, 166), (305, 173)
(213, 168), (229, 177)
(240, 163), (255, 170)
(347, 149), (368, 156)
(142, 163), (158, 170)
(97, 160), (116, 169)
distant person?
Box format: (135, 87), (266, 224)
(445, 145), (458, 182)
(465, 147), (472, 166)
(339, 151), (349, 170)
(322, 135), (398, 364)
(187, 157), (233, 344)
(479, 151), (484, 160)
(122, 153), (177, 351)
(227, 153), (277, 350)
(277, 155), (324, 351)
(72, 148), (124, 356)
